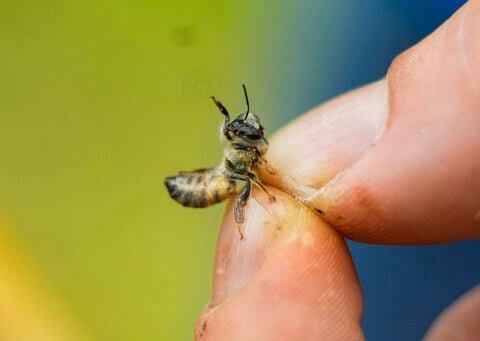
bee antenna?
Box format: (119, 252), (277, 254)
(210, 95), (230, 123)
(242, 84), (250, 121)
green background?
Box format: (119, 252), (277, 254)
(0, 1), (300, 339)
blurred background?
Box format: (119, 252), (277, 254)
(1, 0), (478, 340)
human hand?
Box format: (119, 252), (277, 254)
(196, 1), (480, 339)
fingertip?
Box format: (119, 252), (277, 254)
(424, 284), (480, 340)
(197, 189), (364, 340)
(265, 0), (480, 245)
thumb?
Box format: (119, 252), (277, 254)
(263, 0), (480, 244)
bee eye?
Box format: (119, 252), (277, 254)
(244, 132), (262, 140)
(238, 126), (262, 141)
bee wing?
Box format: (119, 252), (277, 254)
(165, 167), (235, 208)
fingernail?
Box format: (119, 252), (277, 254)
(209, 189), (283, 306)
(267, 80), (388, 187)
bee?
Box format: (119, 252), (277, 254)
(165, 84), (274, 239)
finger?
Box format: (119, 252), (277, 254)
(424, 284), (480, 340)
(263, 0), (480, 244)
(195, 188), (364, 340)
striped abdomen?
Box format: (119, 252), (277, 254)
(165, 167), (236, 208)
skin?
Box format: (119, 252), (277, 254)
(196, 1), (480, 339)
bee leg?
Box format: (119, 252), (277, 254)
(233, 181), (251, 240)
(248, 172), (276, 202)
(233, 204), (245, 239)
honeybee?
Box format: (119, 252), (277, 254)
(165, 84), (274, 239)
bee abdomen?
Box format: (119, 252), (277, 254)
(165, 167), (235, 208)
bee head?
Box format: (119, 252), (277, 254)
(224, 112), (266, 144)
(211, 84), (268, 145)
